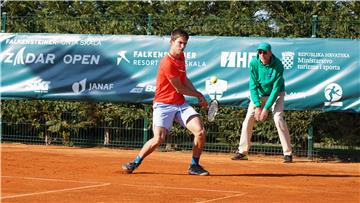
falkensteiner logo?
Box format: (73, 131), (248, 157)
(117, 51), (130, 65)
(220, 51), (257, 68)
(116, 50), (204, 68)
(116, 50), (165, 66)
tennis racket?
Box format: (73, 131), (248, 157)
(207, 99), (219, 122)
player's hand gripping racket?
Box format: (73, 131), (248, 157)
(207, 99), (219, 122)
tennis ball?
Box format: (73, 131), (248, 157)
(210, 76), (218, 84)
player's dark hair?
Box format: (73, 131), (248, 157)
(171, 28), (189, 41)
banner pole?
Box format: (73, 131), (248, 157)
(307, 124), (314, 160)
(1, 12), (7, 32)
(143, 105), (150, 144)
(311, 15), (318, 38)
(146, 14), (152, 35)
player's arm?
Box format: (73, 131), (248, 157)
(184, 77), (208, 107)
(183, 77), (198, 92)
(169, 77), (207, 107)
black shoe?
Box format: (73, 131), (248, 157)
(188, 164), (209, 176)
(283, 155), (293, 163)
(122, 161), (140, 173)
(231, 152), (248, 160)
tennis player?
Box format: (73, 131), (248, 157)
(122, 28), (209, 175)
(231, 42), (293, 163)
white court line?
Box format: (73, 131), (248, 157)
(3, 176), (246, 202)
(118, 183), (247, 203)
(2, 175), (105, 184)
(1, 176), (111, 200)
(118, 183), (242, 194)
(197, 193), (247, 203)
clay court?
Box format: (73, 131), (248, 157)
(1, 143), (359, 203)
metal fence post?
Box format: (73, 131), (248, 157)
(146, 14), (152, 35)
(307, 124), (314, 160)
(311, 15), (318, 38)
(1, 12), (7, 32)
(143, 105), (150, 144)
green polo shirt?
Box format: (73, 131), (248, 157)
(249, 54), (285, 110)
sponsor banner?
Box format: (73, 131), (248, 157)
(0, 33), (359, 112)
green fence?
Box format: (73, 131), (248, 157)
(0, 118), (303, 155)
(2, 110), (359, 161)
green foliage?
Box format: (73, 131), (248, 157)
(2, 1), (358, 37)
(313, 112), (360, 147)
(1, 100), (149, 145)
(207, 107), (246, 147)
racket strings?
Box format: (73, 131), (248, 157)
(208, 101), (219, 121)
